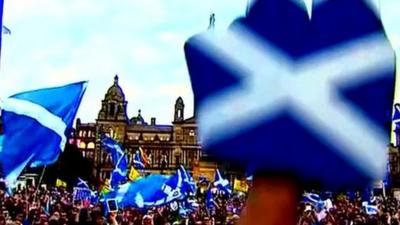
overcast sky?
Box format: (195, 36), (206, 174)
(0, 0), (398, 126)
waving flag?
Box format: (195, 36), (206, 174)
(393, 104), (400, 146)
(73, 178), (94, 202)
(104, 168), (190, 209)
(128, 166), (141, 181)
(178, 165), (197, 195)
(362, 201), (378, 215)
(101, 136), (125, 166)
(213, 169), (231, 195)
(138, 147), (150, 166)
(205, 189), (215, 210)
(184, 0), (395, 188)
(133, 151), (145, 170)
(110, 153), (128, 188)
(0, 82), (87, 184)
(101, 136), (128, 188)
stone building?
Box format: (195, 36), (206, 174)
(69, 75), (204, 181)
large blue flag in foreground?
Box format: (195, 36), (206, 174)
(185, 0), (395, 188)
(0, 82), (87, 184)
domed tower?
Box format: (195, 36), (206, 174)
(174, 97), (184, 122)
(98, 75), (128, 122)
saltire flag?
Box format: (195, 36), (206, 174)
(0, 82), (87, 184)
(104, 168), (190, 209)
(73, 178), (95, 202)
(205, 189), (215, 210)
(178, 165), (197, 195)
(128, 166), (141, 181)
(302, 193), (325, 211)
(213, 169), (231, 195)
(184, 0), (395, 188)
(179, 198), (200, 217)
(133, 150), (145, 170)
(100, 136), (128, 188)
(100, 135), (125, 166)
(362, 201), (378, 215)
(110, 153), (128, 188)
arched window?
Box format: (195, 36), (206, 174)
(79, 142), (86, 149)
(87, 142), (95, 149)
(109, 103), (116, 117)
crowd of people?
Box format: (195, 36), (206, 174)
(2, 182), (400, 225)
(0, 183), (245, 225)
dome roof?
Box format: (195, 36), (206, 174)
(105, 75), (125, 102)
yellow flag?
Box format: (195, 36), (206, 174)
(129, 166), (141, 181)
(233, 178), (248, 193)
(100, 179), (111, 195)
(56, 179), (67, 188)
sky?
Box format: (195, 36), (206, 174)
(0, 0), (398, 126)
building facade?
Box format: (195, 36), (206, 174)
(69, 75), (204, 181)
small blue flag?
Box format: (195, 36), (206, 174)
(205, 189), (215, 210)
(133, 151), (145, 170)
(362, 201), (378, 215)
(213, 169), (231, 195)
(178, 165), (197, 195)
(393, 104), (400, 123)
(0, 81), (87, 184)
(73, 178), (98, 203)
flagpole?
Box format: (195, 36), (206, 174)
(33, 166), (47, 202)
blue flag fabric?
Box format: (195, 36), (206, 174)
(0, 0), (3, 56)
(73, 178), (98, 203)
(213, 169), (231, 195)
(100, 136), (128, 188)
(0, 82), (87, 184)
(392, 104), (400, 123)
(178, 165), (197, 195)
(205, 189), (215, 210)
(133, 151), (145, 170)
(101, 136), (125, 166)
(184, 0), (395, 188)
(0, 135), (3, 152)
(104, 168), (191, 209)
(110, 153), (128, 188)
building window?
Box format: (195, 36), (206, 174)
(189, 130), (195, 136)
(109, 103), (116, 117)
(79, 142), (86, 149)
(87, 142), (95, 149)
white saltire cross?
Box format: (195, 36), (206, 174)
(191, 24), (394, 179)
